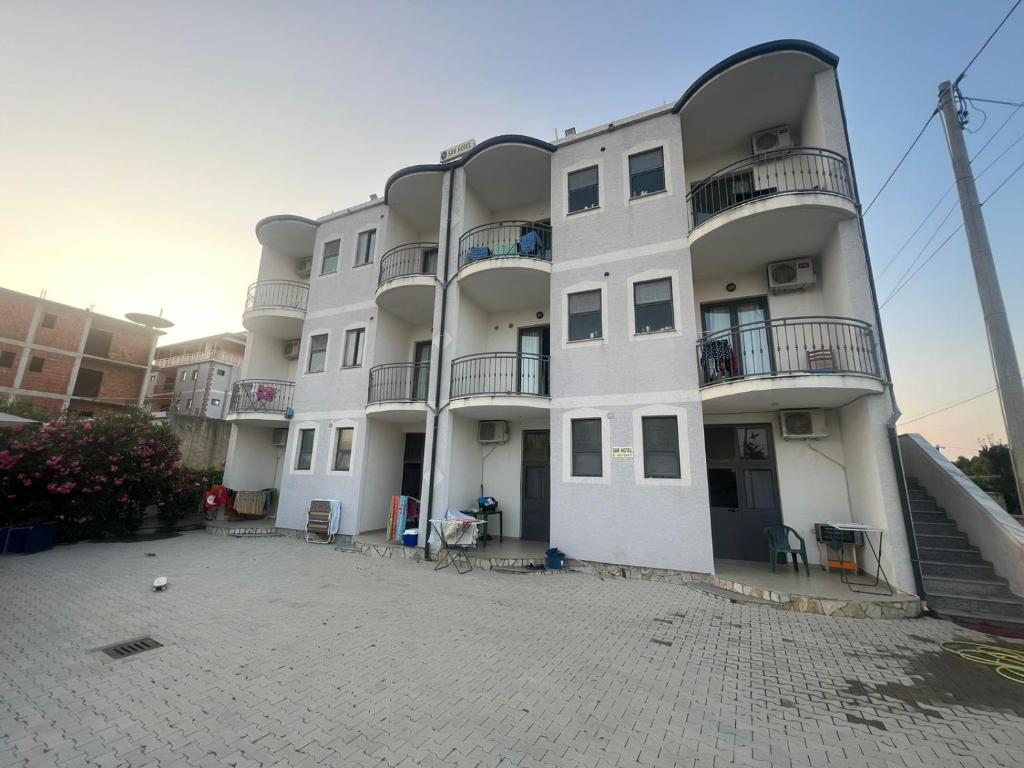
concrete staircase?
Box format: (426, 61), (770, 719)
(909, 476), (1024, 626)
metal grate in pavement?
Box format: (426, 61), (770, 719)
(99, 637), (163, 659)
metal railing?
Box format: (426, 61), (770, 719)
(377, 242), (439, 287)
(228, 379), (295, 414)
(244, 280), (309, 314)
(367, 362), (431, 404)
(457, 221), (552, 271)
(153, 349), (244, 368)
(696, 316), (879, 387)
(686, 147), (854, 232)
(450, 352), (550, 398)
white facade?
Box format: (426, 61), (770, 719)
(223, 40), (917, 592)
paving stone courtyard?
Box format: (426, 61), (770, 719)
(1, 532), (1023, 768)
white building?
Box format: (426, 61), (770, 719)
(223, 40), (918, 592)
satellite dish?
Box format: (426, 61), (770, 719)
(125, 312), (174, 329)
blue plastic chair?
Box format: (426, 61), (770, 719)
(764, 525), (809, 574)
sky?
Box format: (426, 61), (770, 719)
(1, 0), (1022, 459)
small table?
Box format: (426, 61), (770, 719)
(828, 522), (893, 595)
(465, 507), (503, 546)
(431, 518), (486, 574)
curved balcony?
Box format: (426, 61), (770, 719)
(450, 352), (550, 418)
(686, 148), (857, 276)
(242, 280), (308, 339)
(456, 221), (552, 311)
(375, 243), (438, 325)
(227, 379), (295, 425)
(366, 363), (431, 421)
(697, 316), (883, 413)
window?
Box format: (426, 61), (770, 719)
(307, 333), (328, 373)
(190, 369), (198, 381)
(571, 419), (603, 477)
(0, 351), (14, 368)
(216, 368), (226, 376)
(567, 290), (602, 341)
(28, 356), (45, 373)
(162, 378), (175, 392)
(642, 416), (681, 479)
(211, 398), (221, 407)
(296, 428), (315, 470)
(83, 328), (113, 357)
(321, 239), (340, 274)
(568, 166), (599, 213)
(634, 278), (674, 333)
(186, 398), (193, 411)
(629, 148), (665, 198)
(73, 369), (103, 397)
(355, 229), (376, 265)
(333, 427), (354, 471)
(343, 328), (364, 368)
(181, 370), (188, 381)
(41, 313), (57, 329)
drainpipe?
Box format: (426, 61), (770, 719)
(834, 75), (925, 598)
(423, 168), (455, 561)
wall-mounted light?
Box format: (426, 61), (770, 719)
(536, 311), (544, 320)
(726, 283), (737, 293)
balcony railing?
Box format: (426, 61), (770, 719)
(686, 147), (854, 232)
(450, 352), (550, 399)
(153, 349), (244, 369)
(696, 316), (879, 387)
(378, 242), (439, 287)
(244, 280), (309, 314)
(367, 363), (431, 404)
(228, 379), (295, 415)
(457, 221), (552, 271)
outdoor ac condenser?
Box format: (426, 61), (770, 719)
(477, 420), (509, 445)
(751, 125), (792, 154)
(780, 409), (829, 440)
(283, 340), (301, 359)
(768, 258), (816, 293)
(271, 428), (289, 447)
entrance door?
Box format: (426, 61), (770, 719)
(517, 326), (550, 396)
(401, 432), (425, 499)
(701, 298), (771, 382)
(521, 430), (550, 541)
(411, 341), (431, 401)
(705, 424), (782, 561)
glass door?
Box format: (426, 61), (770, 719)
(412, 341), (431, 401)
(701, 298), (771, 380)
(517, 326), (549, 395)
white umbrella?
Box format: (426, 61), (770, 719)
(0, 412), (40, 428)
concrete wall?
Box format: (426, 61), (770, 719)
(168, 414), (232, 469)
(224, 423), (286, 495)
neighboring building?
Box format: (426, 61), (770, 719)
(223, 40), (917, 591)
(149, 332), (246, 419)
(0, 286), (165, 417)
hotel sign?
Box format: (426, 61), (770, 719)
(440, 139), (476, 163)
(611, 447), (634, 459)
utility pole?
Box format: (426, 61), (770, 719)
(938, 80), (1024, 508)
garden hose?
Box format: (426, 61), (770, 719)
(940, 640), (1024, 685)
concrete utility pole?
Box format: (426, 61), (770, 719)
(937, 80), (1024, 508)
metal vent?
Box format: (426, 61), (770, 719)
(100, 637), (163, 659)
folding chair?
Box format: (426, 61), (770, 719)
(431, 518), (485, 574)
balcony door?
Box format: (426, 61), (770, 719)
(411, 341), (431, 401)
(701, 298), (771, 383)
(517, 325), (550, 396)
(521, 430), (550, 541)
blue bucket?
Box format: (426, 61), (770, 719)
(402, 532), (418, 547)
(545, 547), (566, 570)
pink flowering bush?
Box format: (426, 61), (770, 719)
(0, 409), (204, 541)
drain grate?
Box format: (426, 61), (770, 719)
(100, 637), (163, 659)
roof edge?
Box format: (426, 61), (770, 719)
(672, 39), (839, 115)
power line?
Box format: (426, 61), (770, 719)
(899, 388), (998, 426)
(862, 110), (938, 216)
(956, 0), (1023, 84)
(965, 96), (1024, 108)
(879, 224), (964, 308)
(981, 156), (1024, 202)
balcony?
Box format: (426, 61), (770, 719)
(153, 349), (244, 369)
(456, 222), (552, 311)
(685, 148), (857, 277)
(366, 363), (431, 421)
(227, 379), (295, 424)
(449, 352), (550, 418)
(697, 316), (883, 413)
(375, 243), (438, 325)
(242, 280), (308, 339)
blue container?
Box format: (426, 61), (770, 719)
(2, 523), (56, 555)
(545, 547), (565, 570)
(402, 532), (418, 547)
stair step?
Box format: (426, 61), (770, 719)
(931, 609), (1024, 629)
(908, 489), (933, 500)
(918, 546), (987, 564)
(921, 559), (997, 578)
(927, 592), (1024, 618)
(910, 498), (943, 510)
(911, 510), (948, 524)
(923, 575), (1011, 597)
(916, 533), (972, 549)
(914, 522), (961, 536)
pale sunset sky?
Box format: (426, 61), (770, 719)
(1, 0), (1022, 459)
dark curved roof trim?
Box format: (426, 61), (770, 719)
(384, 134), (555, 203)
(672, 39), (839, 115)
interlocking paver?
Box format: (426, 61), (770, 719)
(1, 533), (1024, 767)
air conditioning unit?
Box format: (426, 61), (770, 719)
(780, 409), (829, 440)
(751, 125), (793, 154)
(271, 428), (289, 447)
(283, 339), (301, 359)
(295, 256), (312, 279)
(477, 420), (509, 445)
(768, 258), (816, 293)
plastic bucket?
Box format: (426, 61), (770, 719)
(2, 523), (55, 555)
(402, 532), (418, 547)
(545, 547), (565, 570)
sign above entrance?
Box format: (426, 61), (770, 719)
(611, 447), (634, 459)
(440, 139), (476, 163)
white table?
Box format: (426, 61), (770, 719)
(827, 522), (893, 595)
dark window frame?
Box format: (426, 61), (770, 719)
(83, 328), (113, 358)
(296, 428), (315, 470)
(307, 333), (328, 373)
(633, 277), (675, 334)
(355, 229), (376, 266)
(333, 426), (354, 471)
(568, 165), (600, 214)
(0, 350), (14, 368)
(642, 415), (681, 479)
(628, 147), (666, 198)
(342, 328), (365, 368)
(567, 289), (603, 342)
(570, 418), (603, 478)
(28, 356), (45, 373)
(41, 313), (58, 329)
(321, 239), (340, 275)
(72, 368), (103, 398)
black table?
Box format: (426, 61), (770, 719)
(466, 507), (503, 545)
